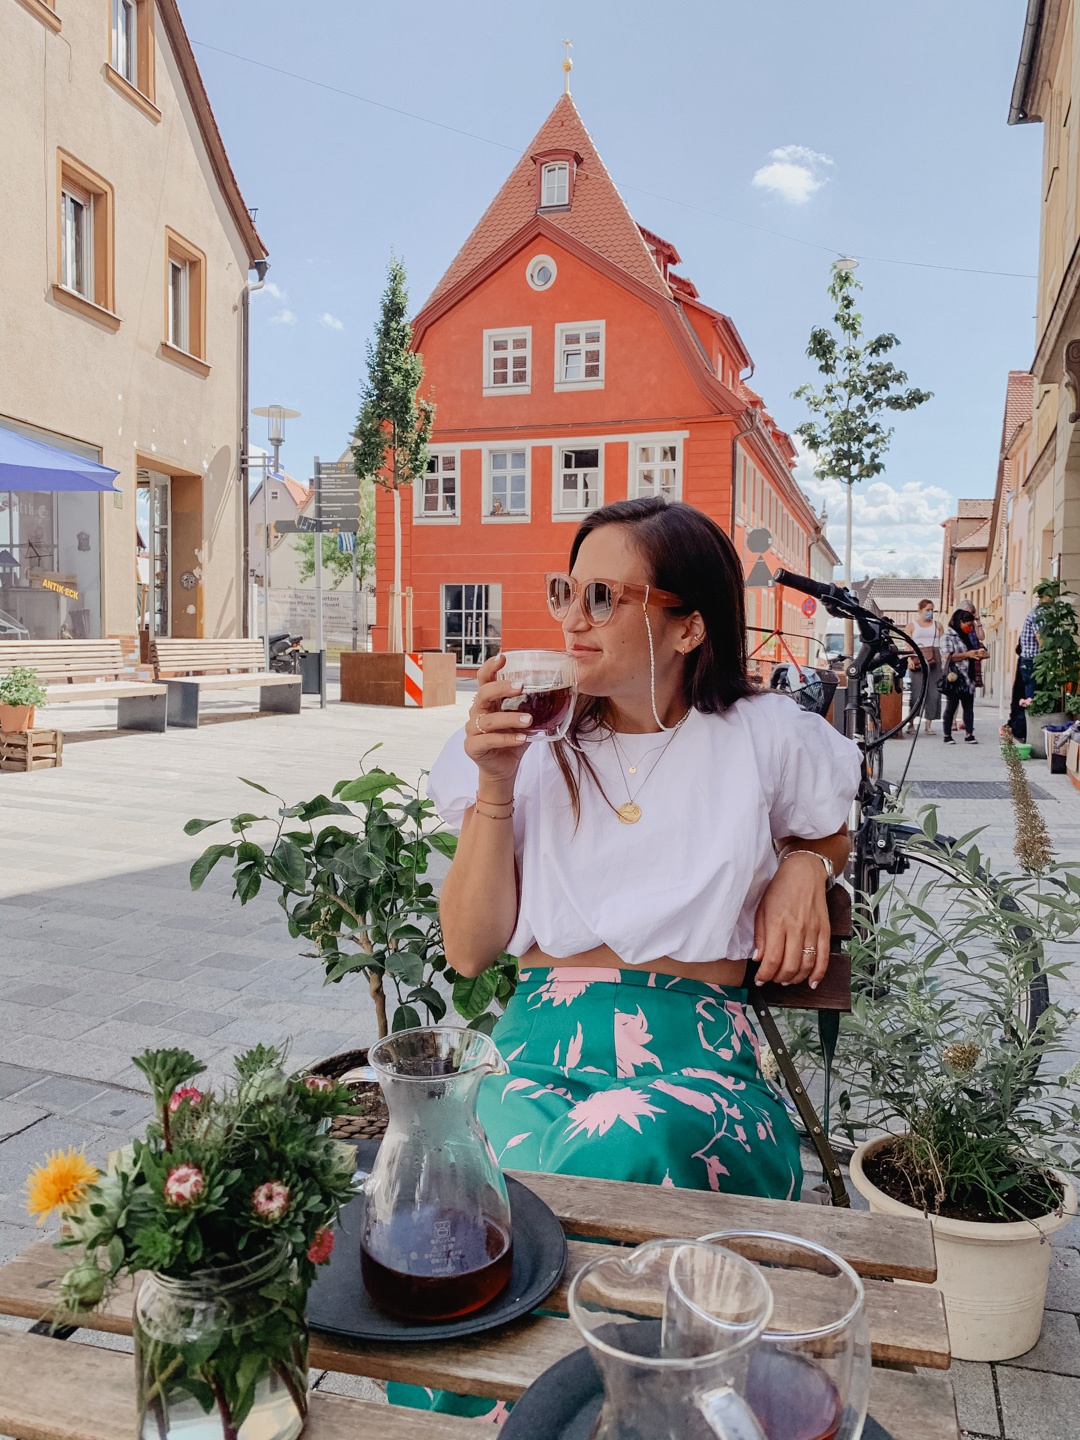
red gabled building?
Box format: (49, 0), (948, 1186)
(372, 91), (822, 669)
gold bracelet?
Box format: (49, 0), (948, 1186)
(475, 793), (514, 810)
(473, 801), (514, 821)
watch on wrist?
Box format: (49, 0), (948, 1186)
(777, 846), (836, 887)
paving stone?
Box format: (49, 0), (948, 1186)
(0, 1114), (106, 1198)
(5, 985), (77, 1008)
(997, 1365), (1080, 1439)
(916, 1359), (999, 1437)
(0, 1065), (45, 1101)
(0, 1101), (47, 1141)
(168, 1009), (232, 1037)
(68, 1092), (155, 1131)
(16, 1075), (107, 1113)
(52, 990), (130, 1019)
(195, 952), (268, 974)
(112, 1001), (183, 1027)
(1045, 1247), (1080, 1312)
(1001, 1309), (1080, 1377)
(7, 1007), (102, 1041)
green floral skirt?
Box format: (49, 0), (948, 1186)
(389, 968), (801, 1419)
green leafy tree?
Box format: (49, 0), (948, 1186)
(794, 264), (932, 649)
(1030, 581), (1080, 716)
(352, 257), (434, 651)
(291, 477), (376, 591)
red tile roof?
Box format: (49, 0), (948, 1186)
(957, 498), (993, 518)
(424, 94), (670, 306)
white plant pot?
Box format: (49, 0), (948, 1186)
(850, 1135), (1077, 1361)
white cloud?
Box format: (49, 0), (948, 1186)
(269, 309), (297, 326)
(793, 438), (951, 578)
(260, 281), (285, 299)
(752, 145), (834, 205)
(320, 312), (344, 330)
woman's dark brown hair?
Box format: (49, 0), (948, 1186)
(553, 497), (754, 819)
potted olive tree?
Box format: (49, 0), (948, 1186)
(0, 665), (46, 732)
(791, 780), (1080, 1361)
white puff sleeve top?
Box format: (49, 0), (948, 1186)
(426, 693), (861, 966)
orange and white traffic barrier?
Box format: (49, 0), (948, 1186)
(404, 652), (424, 707)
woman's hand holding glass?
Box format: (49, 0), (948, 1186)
(464, 654), (532, 797)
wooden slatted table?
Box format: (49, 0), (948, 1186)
(0, 1171), (959, 1440)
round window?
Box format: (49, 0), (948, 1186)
(526, 254), (558, 291)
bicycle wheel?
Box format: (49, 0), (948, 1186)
(856, 825), (1049, 1035)
(857, 693), (884, 785)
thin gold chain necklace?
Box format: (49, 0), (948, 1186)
(607, 712), (689, 824)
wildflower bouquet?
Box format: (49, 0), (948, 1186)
(26, 1045), (359, 1440)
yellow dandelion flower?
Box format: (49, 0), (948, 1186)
(25, 1148), (99, 1225)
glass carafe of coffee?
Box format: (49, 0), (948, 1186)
(360, 1025), (511, 1321)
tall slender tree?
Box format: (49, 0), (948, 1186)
(794, 262), (931, 649)
(352, 257), (434, 652)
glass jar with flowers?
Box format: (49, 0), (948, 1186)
(24, 1045), (358, 1440)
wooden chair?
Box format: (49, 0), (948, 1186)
(746, 885), (853, 1207)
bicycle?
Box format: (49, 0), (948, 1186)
(755, 571), (1051, 1200)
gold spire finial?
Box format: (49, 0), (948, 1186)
(562, 38), (573, 94)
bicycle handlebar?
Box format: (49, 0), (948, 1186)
(772, 569), (865, 617)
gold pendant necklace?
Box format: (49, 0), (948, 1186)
(609, 713), (689, 824)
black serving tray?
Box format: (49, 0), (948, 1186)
(500, 1341), (897, 1440)
(306, 1138), (567, 1343)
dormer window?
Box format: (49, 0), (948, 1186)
(532, 147), (582, 211)
(542, 163), (569, 207)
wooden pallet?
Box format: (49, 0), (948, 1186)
(0, 727), (63, 771)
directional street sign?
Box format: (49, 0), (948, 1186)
(273, 517), (317, 534)
(315, 458), (360, 530)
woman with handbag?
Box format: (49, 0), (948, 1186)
(904, 599), (944, 734)
(940, 608), (988, 744)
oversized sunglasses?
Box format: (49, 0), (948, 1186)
(545, 572), (684, 627)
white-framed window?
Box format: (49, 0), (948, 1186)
(555, 321), (604, 390)
(60, 183), (92, 297)
(486, 449), (528, 519)
(558, 447), (601, 515)
(112, 0), (137, 80)
(168, 257), (189, 351)
(483, 328), (531, 394)
(541, 162), (569, 207)
(633, 442), (680, 501)
(525, 254), (557, 291)
(442, 583), (501, 667)
(418, 451), (458, 520)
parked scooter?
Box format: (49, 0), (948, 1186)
(268, 631), (303, 674)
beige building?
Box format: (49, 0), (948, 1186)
(863, 577), (942, 631)
(940, 500), (991, 617)
(1, 0), (267, 650)
(1009, 1), (1080, 601)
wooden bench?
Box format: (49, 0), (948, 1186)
(0, 640), (167, 732)
(0, 1169), (959, 1440)
(149, 637), (302, 727)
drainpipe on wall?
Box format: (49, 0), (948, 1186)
(240, 260), (270, 637)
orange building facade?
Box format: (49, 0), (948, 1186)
(372, 93), (822, 670)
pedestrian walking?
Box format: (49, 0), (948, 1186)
(904, 598), (944, 734)
(940, 608), (988, 744)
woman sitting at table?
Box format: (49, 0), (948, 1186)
(430, 496), (860, 1201)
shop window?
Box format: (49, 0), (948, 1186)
(555, 322), (604, 389)
(106, 0), (157, 116)
(633, 442), (680, 501)
(55, 153), (116, 326)
(442, 583), (501, 667)
(484, 328), (530, 393)
(419, 453), (458, 518)
(163, 229), (206, 369)
(488, 450), (527, 518)
(559, 448), (601, 514)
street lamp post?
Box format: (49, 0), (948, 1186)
(251, 405), (300, 667)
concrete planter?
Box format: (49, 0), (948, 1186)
(339, 651), (456, 708)
(1027, 712), (1067, 757)
(0, 704), (34, 732)
(850, 1135), (1077, 1361)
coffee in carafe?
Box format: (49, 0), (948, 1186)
(359, 1027), (512, 1322)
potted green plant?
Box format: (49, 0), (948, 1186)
(185, 750), (516, 1063)
(24, 1044), (358, 1440)
(788, 782), (1080, 1360)
(1026, 582), (1079, 756)
(873, 667), (902, 734)
(0, 664), (47, 732)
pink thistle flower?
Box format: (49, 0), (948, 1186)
(168, 1086), (204, 1113)
(252, 1181), (291, 1221)
(164, 1164), (204, 1207)
(303, 1075), (333, 1094)
(307, 1225), (335, 1265)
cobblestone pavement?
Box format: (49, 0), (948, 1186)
(0, 687), (1078, 1435)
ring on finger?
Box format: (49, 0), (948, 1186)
(473, 714), (483, 734)
(801, 945), (816, 955)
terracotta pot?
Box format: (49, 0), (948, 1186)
(0, 704), (34, 732)
(850, 1135), (1077, 1361)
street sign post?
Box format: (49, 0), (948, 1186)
(314, 458), (360, 531)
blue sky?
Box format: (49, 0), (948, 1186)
(183, 0), (1043, 578)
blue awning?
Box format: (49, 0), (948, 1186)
(0, 427), (119, 492)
